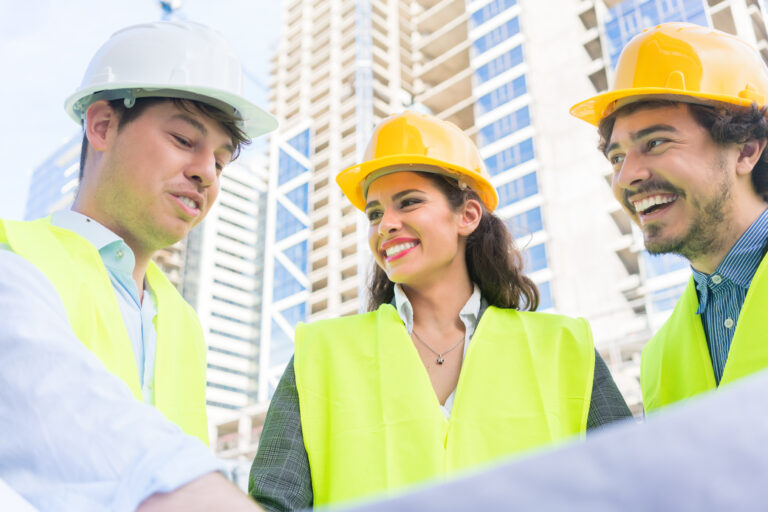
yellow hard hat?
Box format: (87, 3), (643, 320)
(570, 22), (768, 126)
(336, 110), (499, 211)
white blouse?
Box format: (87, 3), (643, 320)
(392, 283), (482, 418)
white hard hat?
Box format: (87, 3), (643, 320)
(64, 21), (277, 139)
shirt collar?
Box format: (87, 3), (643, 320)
(51, 210), (122, 250)
(50, 209), (136, 276)
(393, 283), (482, 334)
(692, 207), (768, 313)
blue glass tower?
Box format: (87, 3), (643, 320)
(259, 127), (311, 398)
(469, 0), (554, 308)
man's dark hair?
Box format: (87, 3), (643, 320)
(79, 97), (251, 179)
(598, 100), (768, 200)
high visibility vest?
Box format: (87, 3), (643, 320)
(0, 218), (209, 444)
(641, 254), (768, 413)
(294, 304), (595, 506)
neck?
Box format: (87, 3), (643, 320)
(71, 199), (152, 299)
(690, 201), (767, 274)
(402, 273), (474, 337)
(131, 253), (152, 299)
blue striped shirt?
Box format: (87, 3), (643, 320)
(692, 208), (768, 384)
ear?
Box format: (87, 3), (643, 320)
(735, 138), (768, 176)
(84, 100), (119, 152)
(457, 198), (483, 237)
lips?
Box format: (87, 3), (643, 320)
(380, 238), (420, 263)
(171, 192), (202, 216)
(631, 193), (678, 215)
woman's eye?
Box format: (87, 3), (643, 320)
(367, 211), (382, 222)
(400, 198), (422, 208)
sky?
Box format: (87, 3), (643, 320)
(0, 0), (282, 220)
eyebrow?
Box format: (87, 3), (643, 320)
(364, 189), (423, 210)
(172, 114), (236, 156)
(604, 124), (678, 156)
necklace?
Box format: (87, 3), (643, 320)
(411, 329), (464, 365)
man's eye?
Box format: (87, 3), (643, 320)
(173, 135), (192, 147)
(647, 139), (666, 150)
(609, 154), (624, 166)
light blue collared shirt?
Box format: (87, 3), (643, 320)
(692, 208), (768, 384)
(0, 216), (221, 511)
(51, 210), (157, 403)
(393, 283), (483, 418)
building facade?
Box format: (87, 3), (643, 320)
(24, 133), (81, 221)
(181, 153), (270, 422)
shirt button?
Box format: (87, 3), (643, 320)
(116, 249), (124, 259)
(724, 318), (735, 329)
(711, 275), (722, 284)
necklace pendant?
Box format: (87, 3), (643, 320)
(437, 356), (444, 365)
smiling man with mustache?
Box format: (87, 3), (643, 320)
(571, 23), (768, 413)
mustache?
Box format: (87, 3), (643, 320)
(623, 179), (685, 211)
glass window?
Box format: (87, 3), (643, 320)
(651, 283), (686, 313)
(604, 0), (708, 68)
(642, 252), (688, 279)
(280, 302), (307, 326)
(275, 203), (307, 242)
(496, 171), (538, 207)
(286, 182), (309, 213)
(538, 281), (553, 310)
(470, 0), (517, 28)
(484, 138), (534, 175)
(505, 207), (543, 237)
(475, 45), (524, 84)
(476, 75), (526, 116)
(278, 149), (308, 185)
(473, 17), (520, 55)
(283, 240), (308, 273)
(273, 260), (305, 301)
(524, 243), (548, 272)
(270, 319), (293, 367)
(287, 129), (311, 158)
(477, 106), (530, 146)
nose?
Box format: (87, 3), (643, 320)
(378, 206), (401, 236)
(614, 151), (651, 191)
(184, 150), (218, 188)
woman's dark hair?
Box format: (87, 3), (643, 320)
(367, 171), (539, 312)
(79, 96), (250, 179)
(598, 100), (768, 200)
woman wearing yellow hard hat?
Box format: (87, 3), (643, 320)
(250, 111), (631, 510)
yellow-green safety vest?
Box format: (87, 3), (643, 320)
(0, 218), (209, 444)
(641, 254), (768, 412)
(294, 304), (595, 506)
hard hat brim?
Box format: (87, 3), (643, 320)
(64, 83), (277, 139)
(337, 154), (499, 212)
(570, 87), (763, 126)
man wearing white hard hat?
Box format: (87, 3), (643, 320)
(571, 23), (768, 414)
(0, 21), (274, 511)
